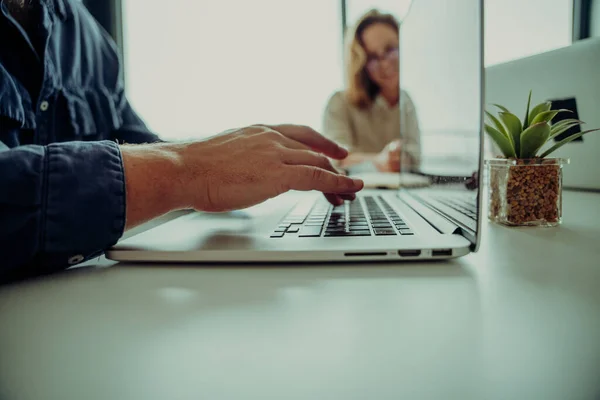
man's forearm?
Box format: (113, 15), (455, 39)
(120, 143), (187, 230)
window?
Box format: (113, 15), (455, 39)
(122, 1), (343, 140)
(592, 0), (600, 36)
(485, 0), (573, 66)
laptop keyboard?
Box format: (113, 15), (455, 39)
(270, 196), (414, 238)
(432, 195), (478, 221)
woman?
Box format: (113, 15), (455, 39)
(323, 9), (420, 172)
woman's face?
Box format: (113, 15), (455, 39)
(361, 23), (399, 92)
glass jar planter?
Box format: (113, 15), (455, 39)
(485, 158), (569, 227)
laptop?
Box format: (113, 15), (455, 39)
(486, 37), (600, 191)
(106, 0), (484, 263)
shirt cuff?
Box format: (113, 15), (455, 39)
(112, 128), (162, 144)
(42, 140), (126, 266)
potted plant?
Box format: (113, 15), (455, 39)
(485, 91), (598, 227)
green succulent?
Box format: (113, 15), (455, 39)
(485, 90), (599, 159)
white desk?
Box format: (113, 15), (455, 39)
(1, 191), (599, 400)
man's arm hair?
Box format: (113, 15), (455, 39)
(120, 143), (185, 230)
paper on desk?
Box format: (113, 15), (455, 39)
(350, 172), (431, 189)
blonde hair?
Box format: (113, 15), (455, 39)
(345, 9), (400, 109)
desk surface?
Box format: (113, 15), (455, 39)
(1, 191), (600, 400)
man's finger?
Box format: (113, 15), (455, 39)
(287, 166), (363, 194)
(324, 193), (356, 206)
(266, 124), (348, 160)
(282, 150), (341, 175)
(276, 135), (314, 153)
(339, 193), (356, 201)
(324, 193), (344, 206)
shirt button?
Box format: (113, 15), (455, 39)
(39, 101), (49, 111)
(68, 254), (85, 265)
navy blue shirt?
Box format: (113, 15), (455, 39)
(0, 0), (160, 280)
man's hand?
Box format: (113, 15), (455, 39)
(121, 125), (363, 230)
(373, 140), (402, 172)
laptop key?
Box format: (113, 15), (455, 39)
(270, 232), (285, 238)
(371, 223), (392, 228)
(284, 217), (305, 222)
(325, 231), (371, 237)
(326, 226), (347, 232)
(287, 226), (300, 233)
(374, 229), (397, 236)
(299, 227), (322, 237)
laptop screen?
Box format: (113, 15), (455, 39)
(399, 0), (483, 247)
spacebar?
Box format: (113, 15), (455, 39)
(298, 227), (322, 237)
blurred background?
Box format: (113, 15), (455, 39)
(80, 0), (598, 141)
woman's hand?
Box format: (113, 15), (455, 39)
(373, 140), (402, 172)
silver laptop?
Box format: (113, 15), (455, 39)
(107, 0), (484, 263)
(486, 37), (600, 191)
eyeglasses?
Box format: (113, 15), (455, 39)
(366, 47), (399, 72)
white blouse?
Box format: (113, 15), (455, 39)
(322, 90), (421, 165)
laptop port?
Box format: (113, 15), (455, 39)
(432, 249), (453, 257)
(398, 250), (421, 257)
(344, 252), (388, 257)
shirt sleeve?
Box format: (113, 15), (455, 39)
(322, 92), (354, 150)
(0, 140), (126, 281)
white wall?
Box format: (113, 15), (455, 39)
(123, 0), (343, 140)
(346, 0), (413, 25)
(485, 0), (572, 66)
(122, 0), (573, 148)
(400, 0), (482, 161)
